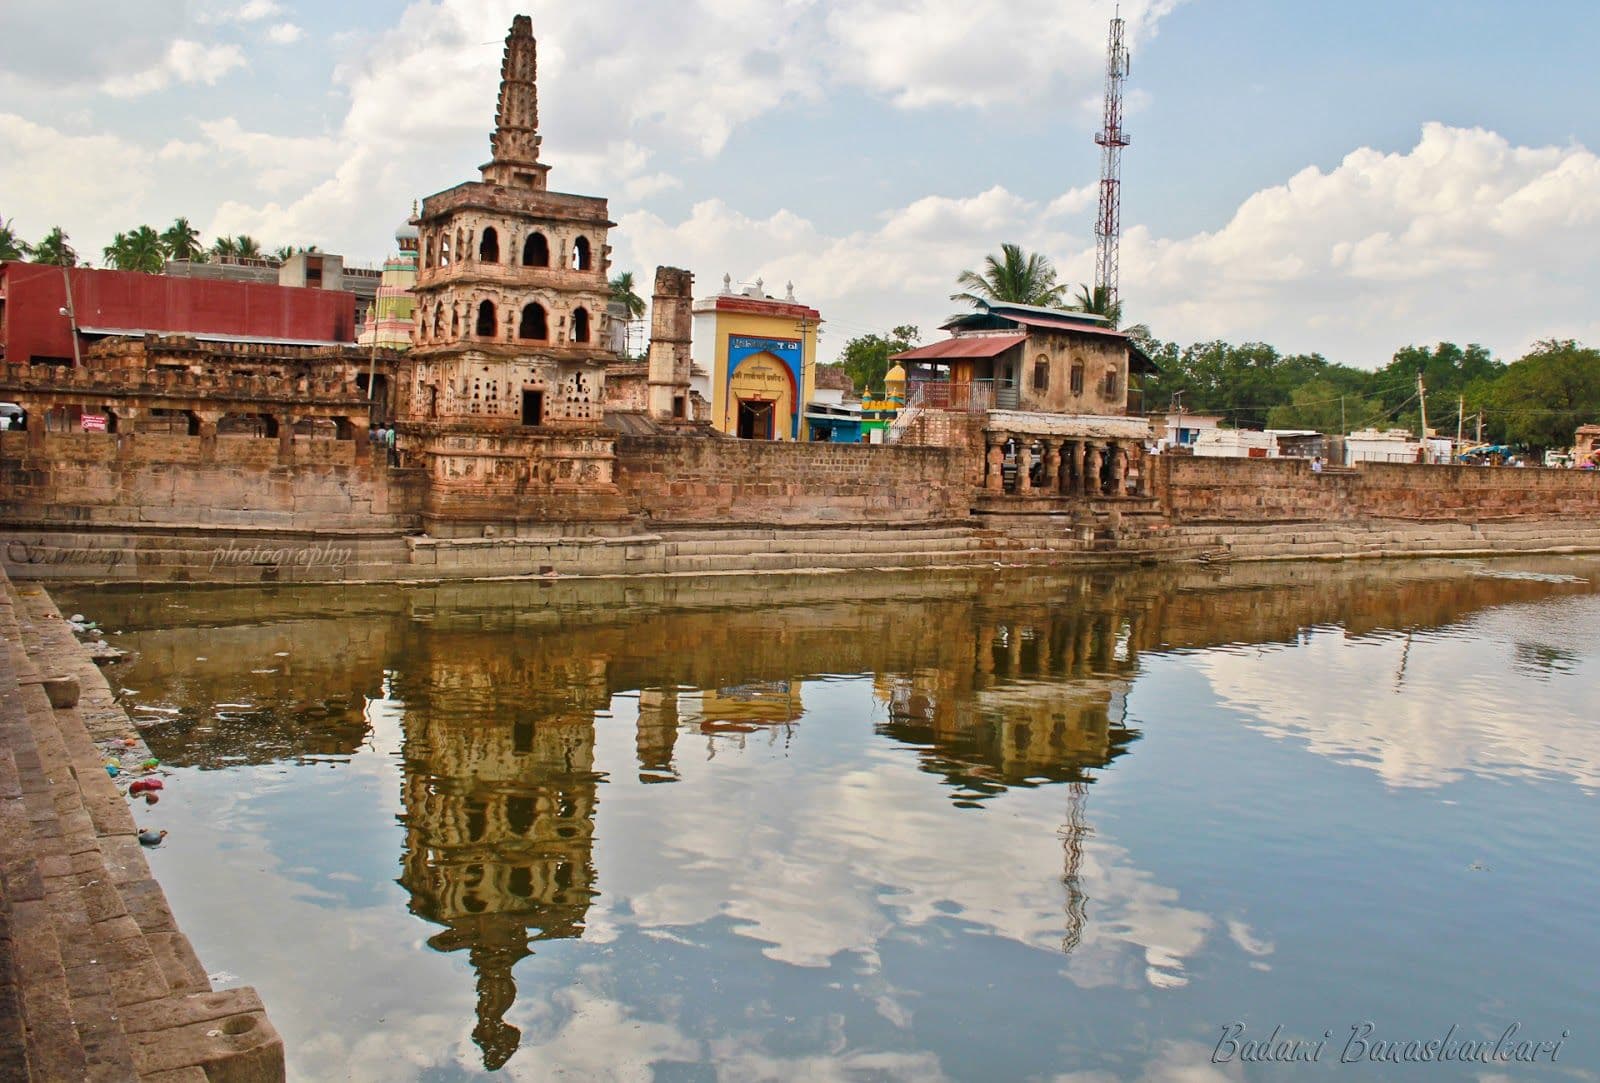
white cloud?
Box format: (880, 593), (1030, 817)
(266, 22), (304, 44)
(232, 0), (285, 21)
(0, 113), (151, 248)
(197, 117), (344, 193)
(104, 39), (246, 98)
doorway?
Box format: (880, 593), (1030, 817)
(736, 399), (774, 440)
(521, 389), (544, 426)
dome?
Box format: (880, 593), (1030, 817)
(885, 363), (907, 384)
(395, 219), (420, 243)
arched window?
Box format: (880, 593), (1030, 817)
(1032, 354), (1050, 391)
(1103, 368), (1119, 399)
(518, 302), (548, 340)
(475, 300), (497, 338)
(523, 232), (549, 266)
(479, 226), (499, 263)
(450, 306), (460, 337)
(439, 237), (450, 266)
(1069, 362), (1084, 394)
(571, 306), (590, 343)
(573, 235), (591, 271)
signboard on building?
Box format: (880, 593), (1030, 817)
(80, 413), (107, 432)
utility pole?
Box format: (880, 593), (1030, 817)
(1416, 371), (1428, 438)
(1340, 396), (1346, 434)
(1476, 411), (1484, 444)
(1455, 396), (1464, 461)
(58, 258), (82, 369)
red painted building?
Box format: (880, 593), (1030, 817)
(0, 261), (356, 364)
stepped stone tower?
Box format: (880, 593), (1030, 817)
(398, 14), (625, 535)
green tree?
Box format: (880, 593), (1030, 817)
(609, 271), (646, 320)
(1071, 283), (1123, 329)
(951, 243), (1069, 312)
(160, 217), (203, 261)
(103, 225), (166, 273)
(1488, 339), (1600, 450)
(1266, 377), (1382, 434)
(211, 235), (238, 259)
(839, 324), (920, 393)
(0, 215), (29, 261)
(31, 226), (77, 267)
(233, 235), (263, 260)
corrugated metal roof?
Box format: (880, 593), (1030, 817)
(890, 333), (1026, 362)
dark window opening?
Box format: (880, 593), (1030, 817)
(672, 394), (686, 419)
(479, 226), (499, 263)
(508, 866), (534, 898)
(522, 232), (549, 267)
(573, 235), (591, 271)
(1070, 363), (1084, 394)
(518, 302), (547, 340)
(475, 300), (497, 338)
(1103, 369), (1119, 398)
(513, 719), (534, 753)
(506, 796), (535, 837)
(571, 306), (590, 343)
(1032, 358), (1049, 391)
(521, 389), (544, 426)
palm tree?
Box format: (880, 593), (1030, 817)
(1071, 284), (1123, 329)
(0, 215), (29, 261)
(951, 243), (1069, 311)
(609, 271), (646, 320)
(211, 235), (238, 261)
(32, 226), (77, 267)
(233, 235), (263, 260)
(160, 217), (203, 261)
(272, 245), (295, 265)
(104, 225), (166, 273)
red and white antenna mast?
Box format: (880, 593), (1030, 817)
(1093, 9), (1132, 304)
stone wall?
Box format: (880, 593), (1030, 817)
(0, 431), (419, 530)
(617, 435), (970, 524)
(1151, 454), (1600, 522)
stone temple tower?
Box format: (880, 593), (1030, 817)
(398, 14), (626, 536)
(645, 267), (694, 421)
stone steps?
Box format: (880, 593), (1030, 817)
(0, 573), (284, 1081)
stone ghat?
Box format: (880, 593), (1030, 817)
(0, 565), (284, 1081)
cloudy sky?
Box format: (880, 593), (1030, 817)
(3, 0), (1599, 366)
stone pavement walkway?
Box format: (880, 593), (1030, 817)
(0, 567), (283, 1081)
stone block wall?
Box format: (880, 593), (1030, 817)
(1151, 454), (1600, 523)
(0, 431), (419, 530)
(617, 436), (970, 524)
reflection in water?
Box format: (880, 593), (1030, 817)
(61, 557), (1600, 1078)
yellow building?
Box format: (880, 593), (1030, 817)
(693, 277), (822, 440)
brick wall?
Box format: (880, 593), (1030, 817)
(617, 435), (970, 524)
(1, 431), (420, 529)
(1152, 454), (1600, 522)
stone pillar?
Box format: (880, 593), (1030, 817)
(636, 688), (679, 780)
(276, 413), (296, 465)
(645, 266), (694, 421)
(1041, 439), (1060, 491)
(984, 437), (1006, 492)
(192, 409), (222, 462)
(1015, 440), (1033, 494)
(1083, 443), (1102, 496)
(350, 417), (372, 463)
(1068, 440), (1084, 496)
(1107, 442), (1126, 496)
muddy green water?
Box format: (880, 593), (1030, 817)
(59, 558), (1600, 1081)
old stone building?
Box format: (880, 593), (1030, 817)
(396, 14), (627, 535)
(889, 300), (1157, 505)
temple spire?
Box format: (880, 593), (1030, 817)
(481, 14), (550, 189)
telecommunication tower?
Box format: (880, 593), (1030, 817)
(1093, 11), (1132, 304)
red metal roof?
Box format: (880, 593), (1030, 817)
(1002, 311), (1130, 338)
(891, 334), (1026, 363)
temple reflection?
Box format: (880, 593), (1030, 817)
(75, 558), (1600, 1072)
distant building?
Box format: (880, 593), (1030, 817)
(357, 219), (419, 351)
(0, 260), (355, 364)
(1192, 428), (1277, 458)
(693, 276), (821, 441)
(1573, 424), (1600, 468)
(1153, 411), (1221, 452)
(166, 250), (381, 328)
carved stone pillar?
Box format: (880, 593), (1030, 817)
(1041, 439), (1060, 491)
(1084, 443), (1103, 496)
(1107, 441), (1126, 496)
(1068, 440), (1084, 496)
(192, 409), (222, 462)
(1016, 440), (1033, 494)
(984, 436), (1007, 492)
